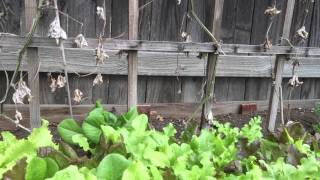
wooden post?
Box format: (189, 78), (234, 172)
(200, 0), (224, 130)
(25, 0), (40, 128)
(268, 0), (296, 132)
(127, 0), (139, 109)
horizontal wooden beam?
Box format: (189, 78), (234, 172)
(1, 46), (320, 77)
(1, 99), (318, 129)
(1, 35), (320, 55)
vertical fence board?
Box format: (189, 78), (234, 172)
(112, 0), (128, 39)
(309, 0), (320, 47)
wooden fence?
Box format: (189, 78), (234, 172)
(0, 0), (320, 131)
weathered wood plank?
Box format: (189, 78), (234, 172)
(185, 0), (207, 42)
(107, 75), (127, 104)
(145, 77), (182, 103)
(0, 0), (21, 34)
(234, 0), (254, 44)
(300, 78), (316, 100)
(92, 74), (109, 104)
(309, 0), (320, 47)
(226, 77), (246, 101)
(250, 0), (271, 45)
(39, 73), (66, 104)
(2, 47), (320, 77)
(220, 0), (237, 43)
(245, 78), (271, 101)
(291, 0), (315, 46)
(59, 0), (97, 38)
(149, 0), (187, 41)
(2, 36), (320, 55)
(112, 0), (128, 39)
(181, 77), (203, 103)
(138, 0), (152, 40)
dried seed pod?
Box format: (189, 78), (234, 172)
(288, 75), (303, 87)
(48, 17), (68, 44)
(73, 89), (83, 103)
(49, 77), (57, 92)
(97, 6), (106, 20)
(296, 26), (309, 40)
(93, 73), (103, 86)
(74, 34), (88, 48)
(12, 80), (32, 104)
(264, 6), (281, 16)
(56, 75), (66, 88)
(263, 40), (272, 49)
(181, 32), (188, 38)
(15, 110), (23, 124)
(95, 46), (109, 65)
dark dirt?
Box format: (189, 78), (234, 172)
(2, 108), (320, 139)
(149, 108), (320, 137)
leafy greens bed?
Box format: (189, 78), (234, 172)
(1, 101), (320, 180)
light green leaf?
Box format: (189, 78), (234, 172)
(131, 114), (148, 133)
(122, 161), (150, 180)
(82, 122), (102, 144)
(163, 123), (176, 137)
(101, 125), (121, 143)
(96, 154), (130, 180)
(150, 166), (163, 180)
(124, 107), (139, 121)
(79, 167), (97, 180)
(25, 157), (47, 180)
(0, 140), (37, 179)
(57, 119), (83, 145)
(46, 165), (85, 180)
(143, 148), (170, 168)
(44, 157), (59, 178)
(72, 134), (90, 152)
(28, 120), (57, 149)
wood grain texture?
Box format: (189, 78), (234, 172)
(214, 77), (229, 101)
(290, 0), (314, 46)
(112, 0), (128, 39)
(181, 77), (203, 103)
(39, 73), (66, 104)
(2, 47), (320, 77)
(309, 0), (320, 47)
(145, 76), (182, 103)
(149, 0), (187, 41)
(138, 0), (152, 40)
(127, 0), (139, 108)
(234, 0), (254, 44)
(185, 0), (206, 42)
(245, 78), (271, 101)
(2, 36), (320, 55)
(59, 0), (97, 38)
(0, 0), (21, 34)
(92, 74), (109, 104)
(25, 0), (41, 128)
(268, 0), (296, 132)
(250, 0), (271, 45)
(107, 75), (127, 104)
(220, 0), (237, 43)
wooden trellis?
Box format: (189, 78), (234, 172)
(1, 0), (320, 131)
